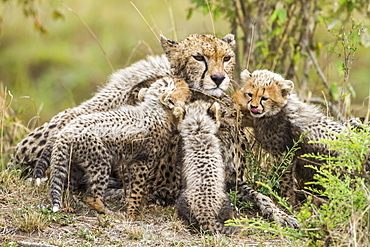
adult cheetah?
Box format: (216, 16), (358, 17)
(33, 33), (236, 212)
(15, 33), (298, 228)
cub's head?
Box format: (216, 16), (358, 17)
(179, 101), (219, 136)
(160, 33), (235, 98)
(233, 69), (294, 118)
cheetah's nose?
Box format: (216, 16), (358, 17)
(211, 74), (226, 87)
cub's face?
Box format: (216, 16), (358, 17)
(161, 34), (235, 98)
(233, 69), (294, 118)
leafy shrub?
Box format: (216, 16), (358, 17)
(229, 126), (370, 246)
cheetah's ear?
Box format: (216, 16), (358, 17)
(240, 69), (252, 84)
(222, 34), (235, 46)
(278, 80), (294, 98)
(160, 35), (178, 54)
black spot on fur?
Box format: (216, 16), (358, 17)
(39, 140), (46, 146)
(34, 133), (42, 139)
(49, 124), (57, 129)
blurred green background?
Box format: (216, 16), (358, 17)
(1, 0), (370, 129)
(0, 0), (229, 127)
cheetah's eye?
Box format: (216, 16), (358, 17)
(193, 55), (205, 61)
(223, 56), (231, 62)
(261, 97), (268, 101)
(246, 93), (253, 98)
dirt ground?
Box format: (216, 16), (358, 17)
(0, 175), (287, 247)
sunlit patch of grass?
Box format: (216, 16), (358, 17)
(125, 225), (144, 240)
(200, 233), (232, 247)
(11, 207), (49, 233)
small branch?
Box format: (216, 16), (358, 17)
(245, 21), (255, 70)
(307, 48), (332, 97)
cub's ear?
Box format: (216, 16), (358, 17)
(278, 80), (294, 97)
(222, 34), (235, 46)
(160, 35), (178, 54)
(240, 69), (252, 84)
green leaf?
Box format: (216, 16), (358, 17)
(52, 10), (65, 21)
(186, 8), (193, 20)
(213, 7), (221, 20)
(270, 9), (279, 24)
(278, 9), (287, 22)
(347, 1), (355, 12)
(330, 82), (340, 101)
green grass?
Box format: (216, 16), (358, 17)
(228, 126), (370, 246)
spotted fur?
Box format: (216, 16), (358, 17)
(11, 55), (171, 177)
(175, 101), (237, 235)
(169, 87), (299, 230)
(234, 69), (355, 204)
(40, 33), (236, 214)
(49, 77), (190, 215)
(14, 33), (235, 184)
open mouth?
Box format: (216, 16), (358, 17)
(250, 108), (261, 114)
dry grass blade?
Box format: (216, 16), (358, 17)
(130, 2), (160, 43)
(164, 0), (178, 41)
(61, 2), (114, 72)
(205, 0), (216, 36)
(365, 87), (370, 123)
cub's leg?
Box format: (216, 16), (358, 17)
(76, 135), (112, 214)
(238, 182), (299, 228)
(84, 168), (111, 213)
(126, 160), (149, 218)
(279, 164), (298, 205)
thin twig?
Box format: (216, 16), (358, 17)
(245, 21), (255, 70)
(307, 48), (331, 95)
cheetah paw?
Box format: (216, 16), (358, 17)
(274, 213), (300, 229)
(173, 106), (185, 120)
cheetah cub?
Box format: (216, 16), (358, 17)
(49, 77), (190, 215)
(11, 55), (171, 177)
(233, 69), (353, 204)
(174, 100), (237, 235)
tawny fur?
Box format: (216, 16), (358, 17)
(175, 101), (237, 235)
(234, 69), (354, 204)
(13, 33), (300, 228)
(49, 77), (190, 215)
(43, 33), (236, 214)
(11, 54), (171, 177)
